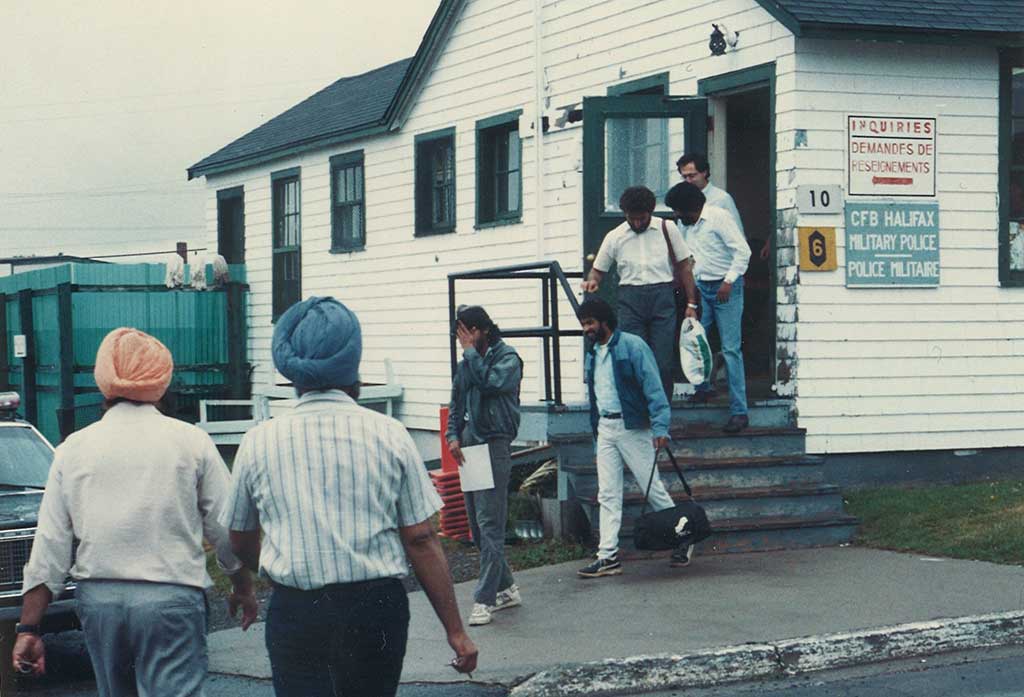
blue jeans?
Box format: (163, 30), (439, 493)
(696, 277), (748, 415)
(265, 578), (409, 697)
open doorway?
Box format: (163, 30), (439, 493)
(724, 87), (773, 386)
(701, 65), (776, 400)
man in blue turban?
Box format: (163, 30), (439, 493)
(223, 297), (478, 696)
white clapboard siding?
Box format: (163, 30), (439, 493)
(201, 0), (794, 441)
(790, 39), (1019, 454)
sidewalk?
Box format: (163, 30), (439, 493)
(207, 546), (1024, 690)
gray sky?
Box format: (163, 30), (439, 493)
(0, 0), (438, 263)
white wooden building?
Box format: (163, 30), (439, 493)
(188, 0), (1024, 475)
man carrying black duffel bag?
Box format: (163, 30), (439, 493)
(576, 297), (696, 577)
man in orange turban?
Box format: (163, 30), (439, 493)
(13, 327), (257, 696)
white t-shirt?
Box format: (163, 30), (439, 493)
(592, 217), (693, 286)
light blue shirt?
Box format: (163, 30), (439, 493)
(220, 390), (442, 590)
(593, 342), (622, 415)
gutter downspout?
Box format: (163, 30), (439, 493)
(533, 0), (547, 401)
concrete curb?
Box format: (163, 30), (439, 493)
(509, 610), (1024, 697)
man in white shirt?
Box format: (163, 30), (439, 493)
(666, 182), (752, 433)
(582, 185), (698, 402)
(676, 153), (744, 232)
(14, 328), (257, 695)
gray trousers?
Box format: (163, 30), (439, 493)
(462, 438), (515, 606)
(76, 580), (208, 697)
(618, 282), (677, 402)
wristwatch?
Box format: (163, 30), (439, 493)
(15, 623), (40, 635)
(686, 302), (699, 309)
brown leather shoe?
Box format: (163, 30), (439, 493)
(723, 414), (749, 433)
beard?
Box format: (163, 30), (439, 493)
(586, 325), (609, 343)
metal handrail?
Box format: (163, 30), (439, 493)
(448, 261), (584, 406)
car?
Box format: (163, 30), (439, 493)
(0, 392), (78, 630)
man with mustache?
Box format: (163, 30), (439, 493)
(575, 297), (693, 577)
(581, 185), (698, 402)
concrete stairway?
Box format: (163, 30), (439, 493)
(558, 399), (859, 555)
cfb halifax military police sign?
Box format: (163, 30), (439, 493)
(845, 202), (940, 287)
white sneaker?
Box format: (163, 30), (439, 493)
(468, 602), (492, 626)
(493, 584), (521, 612)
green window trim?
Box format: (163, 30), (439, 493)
(271, 169), (302, 321)
(414, 127), (457, 236)
(608, 72), (669, 96)
(475, 110), (523, 228)
(330, 150), (366, 253)
(999, 48), (1024, 287)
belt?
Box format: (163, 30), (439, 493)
(698, 277), (725, 283)
(600, 412), (622, 419)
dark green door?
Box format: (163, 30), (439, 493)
(582, 95), (708, 285)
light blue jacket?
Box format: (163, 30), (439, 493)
(585, 329), (671, 438)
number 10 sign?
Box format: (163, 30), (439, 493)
(796, 185), (843, 214)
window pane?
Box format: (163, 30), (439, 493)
(1013, 118), (1024, 165)
(496, 172), (509, 213)
(604, 117), (682, 212)
(507, 129), (521, 175)
(509, 168), (521, 212)
(354, 165), (363, 199)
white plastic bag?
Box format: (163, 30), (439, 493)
(678, 317), (712, 385)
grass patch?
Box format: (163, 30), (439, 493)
(844, 479), (1024, 565)
(441, 535), (589, 570)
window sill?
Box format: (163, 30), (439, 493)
(414, 227), (456, 237)
(330, 245), (366, 254)
(474, 216), (522, 231)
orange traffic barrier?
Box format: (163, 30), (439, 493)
(433, 407), (471, 541)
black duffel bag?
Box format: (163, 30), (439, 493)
(634, 447), (712, 551)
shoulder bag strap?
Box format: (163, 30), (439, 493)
(640, 445), (694, 516)
(661, 218), (678, 267)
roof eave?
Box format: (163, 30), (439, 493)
(385, 0), (468, 129)
(187, 122), (391, 180)
(798, 22), (1024, 46)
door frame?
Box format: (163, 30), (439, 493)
(581, 94), (709, 276)
(217, 186), (245, 264)
(698, 63), (778, 389)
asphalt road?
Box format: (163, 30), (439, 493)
(645, 646), (1024, 697)
(13, 674), (507, 697)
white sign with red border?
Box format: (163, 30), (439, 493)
(848, 115), (936, 197)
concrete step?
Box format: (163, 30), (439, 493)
(563, 454), (826, 488)
(618, 513), (861, 557)
(668, 425), (807, 459)
(669, 400), (794, 429)
(582, 483), (847, 522)
(660, 454), (827, 489)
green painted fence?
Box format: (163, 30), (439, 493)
(0, 263), (249, 444)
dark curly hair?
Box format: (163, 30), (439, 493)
(577, 297), (617, 331)
(618, 186), (656, 214)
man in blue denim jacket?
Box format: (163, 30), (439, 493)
(576, 298), (692, 577)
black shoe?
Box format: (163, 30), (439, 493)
(688, 390), (715, 405)
(723, 414), (749, 434)
(670, 544), (695, 568)
(577, 557), (623, 578)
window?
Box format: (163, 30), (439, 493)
(1001, 50), (1024, 286)
(415, 128), (456, 235)
(331, 151), (365, 252)
(476, 111), (522, 227)
(605, 73), (674, 212)
(271, 168), (301, 320)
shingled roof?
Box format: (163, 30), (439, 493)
(757, 0), (1024, 37)
(189, 0), (1022, 180)
(187, 58), (413, 179)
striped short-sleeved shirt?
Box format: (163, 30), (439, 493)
(219, 390), (442, 590)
